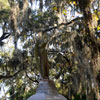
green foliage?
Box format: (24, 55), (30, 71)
(0, 0), (10, 9)
(0, 0), (10, 22)
(0, 0), (100, 100)
(73, 93), (86, 100)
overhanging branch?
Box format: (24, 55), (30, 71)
(25, 71), (39, 83)
(0, 32), (10, 41)
(39, 17), (83, 33)
(0, 68), (23, 79)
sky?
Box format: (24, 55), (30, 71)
(0, 26), (13, 99)
(0, 83), (9, 99)
(0, 26), (8, 99)
(0, 25), (3, 37)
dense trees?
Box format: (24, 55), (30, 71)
(0, 0), (100, 100)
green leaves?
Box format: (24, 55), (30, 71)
(62, 9), (67, 15)
(97, 25), (100, 31)
(0, 0), (10, 10)
(0, 9), (10, 22)
(0, 0), (100, 100)
(0, 0), (10, 22)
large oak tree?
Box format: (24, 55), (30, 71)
(0, 0), (100, 100)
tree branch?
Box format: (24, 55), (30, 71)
(25, 71), (39, 83)
(39, 17), (83, 33)
(0, 32), (10, 41)
(0, 68), (23, 79)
